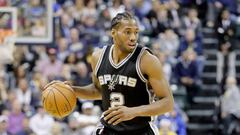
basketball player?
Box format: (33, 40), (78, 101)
(60, 12), (173, 134)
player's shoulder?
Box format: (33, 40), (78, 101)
(141, 48), (159, 64)
(91, 46), (108, 65)
(140, 47), (162, 74)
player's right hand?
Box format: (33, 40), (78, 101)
(63, 81), (72, 86)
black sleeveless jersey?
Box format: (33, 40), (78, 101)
(95, 45), (154, 132)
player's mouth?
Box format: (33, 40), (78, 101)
(127, 43), (136, 48)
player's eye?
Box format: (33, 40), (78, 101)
(125, 31), (130, 35)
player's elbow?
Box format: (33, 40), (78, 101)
(166, 95), (174, 112)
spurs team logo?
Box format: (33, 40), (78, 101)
(108, 75), (119, 90)
(98, 74), (137, 90)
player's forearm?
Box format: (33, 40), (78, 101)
(133, 96), (174, 117)
(72, 83), (102, 100)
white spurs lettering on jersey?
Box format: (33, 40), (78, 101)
(128, 77), (137, 87)
(98, 74), (137, 87)
(98, 76), (104, 85)
(104, 74), (111, 84)
(119, 75), (127, 85)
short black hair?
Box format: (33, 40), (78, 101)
(111, 12), (136, 30)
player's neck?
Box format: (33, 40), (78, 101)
(112, 45), (129, 64)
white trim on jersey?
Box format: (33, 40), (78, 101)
(145, 82), (156, 122)
(109, 44), (138, 69)
(136, 47), (148, 82)
(149, 122), (160, 135)
(95, 46), (108, 76)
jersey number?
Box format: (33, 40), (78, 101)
(110, 92), (124, 107)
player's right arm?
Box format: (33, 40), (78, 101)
(70, 49), (103, 100)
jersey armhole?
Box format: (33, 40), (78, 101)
(136, 47), (148, 83)
(94, 46), (107, 76)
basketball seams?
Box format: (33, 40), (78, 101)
(42, 82), (76, 118)
(51, 85), (72, 112)
(42, 87), (52, 113)
(43, 81), (58, 91)
(55, 83), (76, 99)
(52, 89), (62, 118)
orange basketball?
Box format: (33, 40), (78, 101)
(41, 81), (77, 118)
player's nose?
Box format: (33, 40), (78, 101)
(129, 33), (136, 42)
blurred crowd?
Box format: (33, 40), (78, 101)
(0, 0), (240, 135)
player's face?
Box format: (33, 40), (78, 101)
(112, 19), (139, 53)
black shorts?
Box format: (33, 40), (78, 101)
(93, 123), (159, 135)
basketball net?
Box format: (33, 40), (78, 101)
(0, 29), (16, 64)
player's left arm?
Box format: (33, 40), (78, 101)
(104, 51), (174, 125)
(134, 51), (174, 116)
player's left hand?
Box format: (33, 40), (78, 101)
(103, 106), (136, 125)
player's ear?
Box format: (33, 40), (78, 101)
(111, 29), (116, 37)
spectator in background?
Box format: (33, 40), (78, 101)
(221, 76), (240, 135)
(3, 91), (17, 115)
(15, 78), (32, 106)
(31, 19), (46, 37)
(123, 0), (134, 12)
(156, 52), (172, 82)
(145, 0), (162, 38)
(207, 0), (238, 27)
(7, 100), (25, 135)
(155, 5), (171, 36)
(158, 28), (179, 65)
(165, 0), (181, 32)
(178, 29), (202, 57)
(213, 0), (238, 15)
(178, 28), (204, 74)
(59, 52), (78, 81)
(29, 104), (55, 135)
(60, 13), (74, 39)
(158, 119), (177, 135)
(81, 0), (98, 20)
(65, 115), (82, 135)
(215, 8), (236, 44)
(57, 37), (70, 61)
(16, 118), (34, 135)
(12, 64), (28, 89)
(69, 27), (87, 59)
(181, 7), (202, 36)
(175, 50), (201, 105)
(31, 46), (47, 61)
(25, 0), (45, 21)
(73, 0), (85, 24)
(73, 61), (92, 86)
(156, 104), (187, 135)
(80, 16), (100, 47)
(36, 48), (63, 81)
(0, 115), (10, 135)
(29, 70), (48, 93)
(64, 53), (78, 71)
(217, 41), (236, 94)
(15, 78), (40, 115)
(133, 0), (152, 21)
(97, 8), (112, 31)
(77, 102), (99, 135)
(21, 19), (32, 36)
(108, 0), (125, 19)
